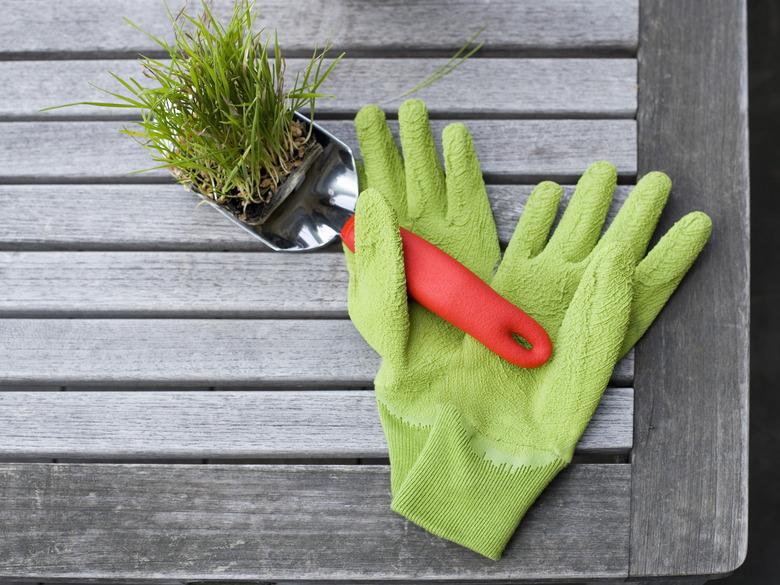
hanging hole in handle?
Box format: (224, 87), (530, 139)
(512, 332), (533, 351)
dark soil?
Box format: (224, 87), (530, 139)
(174, 119), (314, 225)
(225, 120), (313, 224)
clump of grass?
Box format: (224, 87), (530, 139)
(45, 0), (343, 214)
(44, 0), (484, 223)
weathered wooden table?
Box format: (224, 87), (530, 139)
(0, 1), (748, 583)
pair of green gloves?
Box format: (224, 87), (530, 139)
(344, 99), (712, 560)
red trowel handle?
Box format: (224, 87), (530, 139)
(340, 215), (552, 368)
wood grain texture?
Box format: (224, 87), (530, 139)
(0, 388), (633, 459)
(0, 251), (349, 317)
(0, 463), (631, 580)
(0, 0), (638, 56)
(0, 184), (634, 250)
(0, 319), (634, 387)
(630, 0), (749, 577)
(0, 119), (637, 182)
(6, 58), (637, 119)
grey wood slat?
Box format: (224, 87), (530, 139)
(0, 0), (638, 56)
(0, 463), (631, 580)
(0, 252), (350, 317)
(0, 388), (632, 459)
(0, 319), (634, 386)
(5, 58), (637, 119)
(630, 0), (749, 578)
(0, 120), (637, 182)
(0, 184), (635, 250)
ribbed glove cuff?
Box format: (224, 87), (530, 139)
(391, 404), (567, 560)
(376, 399), (431, 495)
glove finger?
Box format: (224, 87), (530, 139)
(593, 171), (671, 263)
(620, 210), (712, 355)
(442, 122), (487, 225)
(442, 122), (500, 280)
(398, 99), (447, 219)
(547, 161), (617, 262)
(539, 241), (633, 452)
(356, 160), (368, 193)
(501, 181), (563, 267)
(355, 105), (407, 217)
(347, 188), (410, 362)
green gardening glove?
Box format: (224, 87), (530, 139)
(390, 164), (713, 559)
(346, 100), (712, 558)
(346, 99), (500, 493)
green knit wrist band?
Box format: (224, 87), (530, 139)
(376, 400), (432, 494)
(391, 404), (567, 560)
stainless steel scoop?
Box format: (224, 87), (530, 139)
(193, 112), (358, 251)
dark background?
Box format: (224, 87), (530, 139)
(722, 1), (779, 583)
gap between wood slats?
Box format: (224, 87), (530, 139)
(0, 48), (640, 62)
(9, 112), (636, 124)
(0, 120), (637, 183)
(0, 319), (634, 387)
(0, 456), (629, 467)
(0, 388), (632, 459)
(0, 58), (637, 120)
(0, 463), (631, 580)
